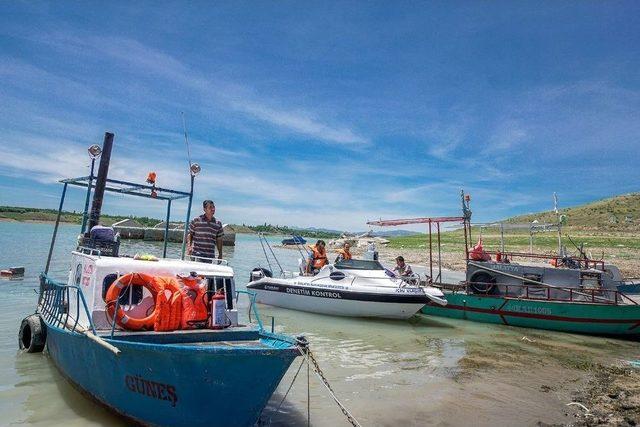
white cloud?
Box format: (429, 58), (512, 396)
(23, 34), (369, 147)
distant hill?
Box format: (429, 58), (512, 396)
(0, 206), (343, 238)
(503, 193), (640, 232)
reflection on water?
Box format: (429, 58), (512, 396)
(1, 222), (638, 426)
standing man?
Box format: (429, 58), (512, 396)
(187, 200), (224, 263)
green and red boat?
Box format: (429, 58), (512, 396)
(368, 191), (640, 337)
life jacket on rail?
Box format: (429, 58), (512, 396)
(469, 239), (491, 262)
(179, 275), (209, 329)
(106, 272), (177, 331)
(309, 245), (328, 269)
(153, 276), (183, 332)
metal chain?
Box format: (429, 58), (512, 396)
(298, 343), (362, 427)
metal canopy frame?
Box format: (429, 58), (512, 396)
(367, 216), (466, 284)
(61, 176), (191, 201)
(45, 174), (194, 275)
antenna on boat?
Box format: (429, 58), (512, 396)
(553, 192), (562, 256)
(180, 112), (201, 259)
(181, 111), (193, 171)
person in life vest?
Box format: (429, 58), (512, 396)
(334, 242), (352, 263)
(306, 240), (328, 275)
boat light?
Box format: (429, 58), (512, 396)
(190, 163), (201, 176)
(88, 144), (102, 158)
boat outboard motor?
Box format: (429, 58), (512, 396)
(250, 268), (272, 282)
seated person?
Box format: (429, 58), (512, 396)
(306, 240), (328, 274)
(393, 256), (413, 277)
(334, 242), (352, 263)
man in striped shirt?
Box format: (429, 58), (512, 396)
(186, 200), (224, 262)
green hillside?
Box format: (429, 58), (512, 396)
(504, 193), (640, 233)
(0, 206), (340, 238)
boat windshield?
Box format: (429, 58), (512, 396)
(334, 259), (384, 270)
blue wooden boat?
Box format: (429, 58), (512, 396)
(18, 133), (303, 426)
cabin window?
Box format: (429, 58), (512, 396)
(102, 274), (143, 305)
(580, 272), (601, 289)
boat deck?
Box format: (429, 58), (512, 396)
(100, 324), (253, 336)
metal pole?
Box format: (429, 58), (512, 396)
(80, 158), (95, 234)
(258, 233), (274, 272)
(162, 199), (172, 258)
(463, 219), (469, 262)
(428, 219), (433, 280)
(181, 174), (195, 259)
(437, 222), (442, 284)
(529, 230), (533, 254)
(500, 223), (505, 253)
(45, 183), (68, 275)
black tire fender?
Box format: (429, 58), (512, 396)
(469, 271), (497, 294)
(19, 314), (47, 353)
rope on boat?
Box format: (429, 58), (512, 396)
(296, 337), (363, 427)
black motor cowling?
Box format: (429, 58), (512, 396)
(250, 267), (273, 283)
(19, 314), (47, 353)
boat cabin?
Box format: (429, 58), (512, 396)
(68, 249), (237, 330)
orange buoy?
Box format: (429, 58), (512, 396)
(106, 273), (170, 331)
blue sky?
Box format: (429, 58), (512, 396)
(0, 2), (638, 231)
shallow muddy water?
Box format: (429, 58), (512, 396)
(1, 222), (638, 426)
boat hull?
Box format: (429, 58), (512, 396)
(248, 281), (427, 319)
(44, 325), (299, 427)
(421, 293), (640, 336)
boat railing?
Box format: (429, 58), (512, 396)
(344, 273), (424, 288)
(235, 289), (264, 331)
(185, 255), (229, 265)
(280, 270), (299, 278)
(77, 246), (103, 257)
(478, 251), (605, 270)
(38, 274), (97, 334)
(461, 280), (637, 305)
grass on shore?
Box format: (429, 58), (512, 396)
(388, 229), (640, 252)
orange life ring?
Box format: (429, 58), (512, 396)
(106, 272), (171, 331)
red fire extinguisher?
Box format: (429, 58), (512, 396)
(209, 290), (228, 329)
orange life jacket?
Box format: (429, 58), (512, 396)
(469, 239), (491, 261)
(336, 248), (352, 261)
(179, 276), (209, 329)
(153, 277), (183, 332)
(310, 245), (328, 269)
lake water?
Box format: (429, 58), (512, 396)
(1, 221), (638, 426)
